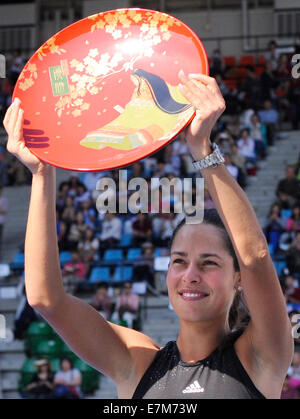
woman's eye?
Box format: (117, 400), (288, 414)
(173, 259), (184, 264)
(203, 260), (217, 265)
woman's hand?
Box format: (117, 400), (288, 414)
(178, 71), (226, 161)
(3, 98), (50, 176)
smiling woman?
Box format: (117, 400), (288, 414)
(3, 71), (293, 400)
(168, 209), (248, 331)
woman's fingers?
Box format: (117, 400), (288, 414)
(14, 108), (24, 140)
(7, 98), (21, 134)
(179, 83), (210, 111)
(178, 70), (225, 115)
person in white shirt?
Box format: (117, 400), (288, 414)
(265, 40), (280, 70)
(100, 213), (122, 247)
(53, 357), (82, 399)
(237, 128), (257, 169)
(224, 154), (239, 182)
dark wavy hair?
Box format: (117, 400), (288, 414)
(168, 208), (250, 332)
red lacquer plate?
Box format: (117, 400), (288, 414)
(13, 8), (208, 171)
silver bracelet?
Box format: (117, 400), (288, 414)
(192, 143), (225, 170)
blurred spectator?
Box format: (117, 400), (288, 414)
(284, 275), (300, 304)
(99, 212), (122, 248)
(286, 205), (300, 234)
(80, 200), (96, 229)
(111, 282), (139, 328)
(209, 49), (226, 77)
(25, 359), (54, 399)
(160, 213), (182, 246)
(153, 161), (167, 178)
(132, 212), (152, 246)
(204, 187), (215, 209)
(74, 184), (90, 210)
(276, 166), (300, 209)
(83, 171), (107, 197)
(263, 203), (285, 253)
(57, 221), (70, 251)
(164, 144), (181, 176)
(90, 282), (113, 320)
(276, 54), (291, 82)
(265, 41), (280, 70)
(0, 78), (13, 120)
(62, 251), (86, 294)
(9, 49), (24, 84)
(215, 74), (230, 97)
(286, 232), (300, 276)
(133, 242), (155, 288)
(67, 176), (82, 198)
(67, 211), (87, 250)
(56, 181), (70, 212)
(172, 132), (189, 156)
(128, 162), (146, 181)
(258, 100), (278, 147)
(77, 227), (99, 262)
(281, 375), (300, 399)
(53, 357), (82, 399)
(6, 154), (30, 185)
(249, 113), (267, 160)
(241, 66), (261, 109)
(288, 353), (300, 391)
(61, 196), (76, 225)
(14, 289), (38, 340)
(215, 131), (235, 155)
(289, 78), (300, 130)
(0, 186), (8, 246)
(260, 61), (278, 102)
(230, 143), (246, 172)
(0, 146), (8, 187)
(224, 153), (239, 182)
(237, 128), (257, 175)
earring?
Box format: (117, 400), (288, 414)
(237, 286), (242, 292)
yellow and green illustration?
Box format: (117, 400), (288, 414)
(80, 69), (192, 151)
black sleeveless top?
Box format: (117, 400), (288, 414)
(132, 332), (266, 399)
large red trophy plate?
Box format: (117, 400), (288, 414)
(13, 8), (208, 171)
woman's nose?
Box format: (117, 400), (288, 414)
(182, 264), (202, 284)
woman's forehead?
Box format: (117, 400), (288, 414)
(172, 223), (226, 253)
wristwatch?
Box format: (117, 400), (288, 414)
(192, 143), (225, 170)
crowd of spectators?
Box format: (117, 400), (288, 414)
(23, 357), (82, 399)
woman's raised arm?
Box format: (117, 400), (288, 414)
(3, 99), (158, 395)
(178, 71), (293, 381)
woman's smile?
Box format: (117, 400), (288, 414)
(178, 288), (210, 301)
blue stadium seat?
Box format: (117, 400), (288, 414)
(112, 266), (133, 284)
(119, 233), (132, 248)
(273, 260), (287, 276)
(88, 267), (110, 283)
(268, 243), (274, 257)
(10, 252), (25, 270)
(126, 248), (142, 263)
(154, 247), (168, 257)
(281, 209), (292, 221)
(103, 249), (124, 265)
(59, 251), (72, 267)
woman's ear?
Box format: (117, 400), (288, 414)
(234, 272), (241, 291)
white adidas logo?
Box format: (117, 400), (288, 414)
(182, 380), (204, 394)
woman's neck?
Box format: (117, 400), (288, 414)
(176, 319), (229, 363)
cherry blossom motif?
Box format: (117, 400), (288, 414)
(55, 10), (176, 118)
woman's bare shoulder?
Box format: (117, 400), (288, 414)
(108, 323), (161, 398)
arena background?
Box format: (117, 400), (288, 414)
(0, 0), (299, 399)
